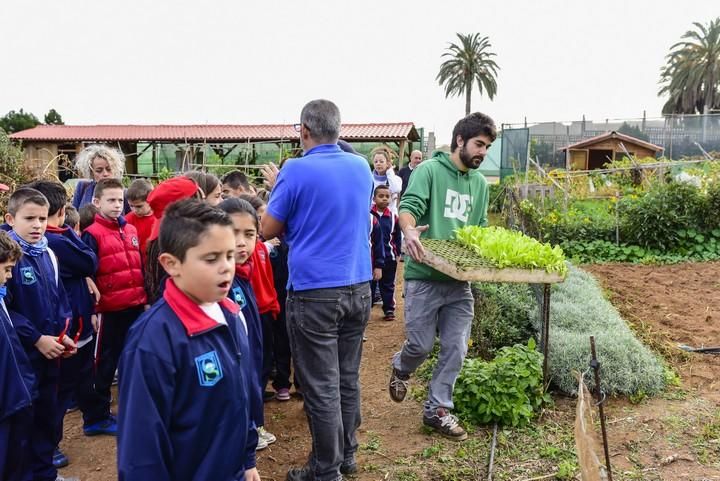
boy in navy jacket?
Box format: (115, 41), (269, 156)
(118, 199), (259, 481)
(371, 184), (402, 321)
(29, 180), (99, 467)
(3, 188), (77, 481)
(0, 230), (35, 481)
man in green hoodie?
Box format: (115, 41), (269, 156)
(389, 112), (496, 441)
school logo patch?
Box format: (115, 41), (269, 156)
(20, 267), (37, 285)
(131, 236), (139, 247)
(232, 287), (247, 309)
(195, 351), (223, 387)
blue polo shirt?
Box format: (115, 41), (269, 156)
(267, 143), (373, 291)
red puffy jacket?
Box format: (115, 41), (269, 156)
(84, 214), (147, 313)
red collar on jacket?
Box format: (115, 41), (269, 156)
(163, 278), (239, 336)
(45, 225), (69, 234)
(93, 213), (126, 229)
(371, 204), (392, 218)
(235, 259), (253, 281)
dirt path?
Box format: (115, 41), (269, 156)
(58, 263), (720, 480)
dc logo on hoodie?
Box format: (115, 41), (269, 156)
(195, 351), (223, 387)
(443, 189), (472, 222)
(20, 267), (37, 285)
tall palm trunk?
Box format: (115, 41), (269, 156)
(465, 75), (472, 115)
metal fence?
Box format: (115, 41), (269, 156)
(502, 113), (720, 170)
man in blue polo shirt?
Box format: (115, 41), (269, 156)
(263, 99), (373, 481)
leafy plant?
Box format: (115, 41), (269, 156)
(470, 283), (535, 359)
(453, 339), (548, 427)
(455, 225), (568, 276)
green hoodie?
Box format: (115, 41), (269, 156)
(400, 150), (489, 281)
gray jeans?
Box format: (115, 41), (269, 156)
(287, 282), (371, 481)
(392, 279), (474, 415)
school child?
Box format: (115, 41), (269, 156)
(218, 198), (276, 450)
(238, 194), (281, 401)
(78, 204), (98, 232)
(64, 204), (80, 233)
(370, 184), (402, 321)
(239, 194), (295, 401)
(27, 180), (99, 468)
(124, 178), (155, 257)
(117, 199), (259, 481)
(144, 176), (201, 302)
(222, 170), (256, 198)
(81, 178), (147, 436)
(3, 188), (78, 481)
(0, 230), (35, 481)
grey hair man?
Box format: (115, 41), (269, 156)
(398, 149), (424, 198)
(263, 99), (374, 481)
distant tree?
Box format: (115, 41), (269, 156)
(44, 108), (64, 125)
(659, 17), (720, 114)
(0, 109), (41, 134)
(617, 122), (650, 142)
(437, 33), (499, 116)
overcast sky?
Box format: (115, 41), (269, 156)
(1, 0), (717, 142)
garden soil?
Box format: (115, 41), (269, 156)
(59, 263), (720, 480)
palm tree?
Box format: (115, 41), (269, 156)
(437, 33), (499, 115)
(659, 18), (720, 114)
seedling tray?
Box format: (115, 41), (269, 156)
(420, 239), (565, 284)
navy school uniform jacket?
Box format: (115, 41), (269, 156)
(118, 278), (257, 481)
(45, 225), (97, 341)
(370, 214), (386, 269)
(229, 272), (264, 427)
(4, 241), (72, 358)
(0, 299), (36, 422)
(371, 205), (402, 263)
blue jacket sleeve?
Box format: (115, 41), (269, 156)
(117, 348), (176, 481)
(245, 426), (258, 470)
(52, 231), (98, 278)
(7, 308), (41, 348)
(72, 181), (89, 210)
(81, 230), (99, 256)
(371, 219), (385, 268)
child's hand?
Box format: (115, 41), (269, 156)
(91, 314), (99, 333)
(373, 268), (382, 281)
(260, 163), (279, 190)
(60, 336), (77, 358)
(244, 467), (261, 481)
(86, 277), (101, 304)
(35, 335), (65, 359)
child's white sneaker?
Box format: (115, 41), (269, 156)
(258, 426), (276, 445)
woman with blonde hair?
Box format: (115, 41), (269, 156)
(71, 145), (127, 210)
(370, 146), (403, 214)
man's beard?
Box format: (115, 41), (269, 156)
(459, 145), (484, 170)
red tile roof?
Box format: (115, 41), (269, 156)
(560, 131), (663, 152)
(10, 123), (419, 142)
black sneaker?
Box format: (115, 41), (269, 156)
(388, 367), (409, 403)
(340, 460), (358, 475)
(286, 465), (313, 481)
(422, 408), (468, 441)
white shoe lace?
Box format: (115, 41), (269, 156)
(439, 412), (460, 430)
(390, 377), (409, 392)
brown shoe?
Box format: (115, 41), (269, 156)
(388, 367), (409, 403)
(422, 408), (468, 441)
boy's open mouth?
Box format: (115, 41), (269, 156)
(218, 281), (230, 290)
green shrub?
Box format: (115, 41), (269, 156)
(470, 283), (535, 359)
(454, 339), (547, 427)
(703, 182), (720, 230)
(618, 182), (705, 250)
(530, 265), (665, 395)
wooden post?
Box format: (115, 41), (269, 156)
(397, 139), (407, 170)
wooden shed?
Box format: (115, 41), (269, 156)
(560, 131), (664, 170)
